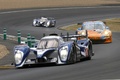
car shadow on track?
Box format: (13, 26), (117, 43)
(15, 63), (58, 69)
(16, 59), (94, 69)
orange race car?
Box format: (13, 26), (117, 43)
(77, 21), (112, 43)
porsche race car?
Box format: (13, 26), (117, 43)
(77, 21), (112, 43)
(33, 17), (56, 27)
(14, 33), (94, 68)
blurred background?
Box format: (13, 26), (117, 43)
(0, 0), (120, 10)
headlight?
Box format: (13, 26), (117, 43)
(102, 31), (110, 37)
(14, 50), (23, 64)
(104, 31), (109, 35)
(78, 30), (86, 36)
(81, 31), (86, 36)
(33, 20), (37, 25)
(59, 46), (68, 61)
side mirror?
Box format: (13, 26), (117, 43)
(103, 21), (106, 25)
(106, 26), (109, 30)
(77, 27), (81, 31)
(77, 22), (82, 25)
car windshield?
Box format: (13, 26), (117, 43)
(37, 39), (59, 49)
(82, 22), (106, 30)
(40, 17), (47, 22)
(48, 17), (54, 20)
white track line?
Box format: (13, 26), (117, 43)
(0, 6), (120, 15)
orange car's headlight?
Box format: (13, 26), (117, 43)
(102, 31), (111, 38)
(77, 30), (86, 36)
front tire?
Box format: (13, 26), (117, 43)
(86, 45), (92, 60)
(68, 47), (77, 64)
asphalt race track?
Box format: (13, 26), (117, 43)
(0, 6), (120, 80)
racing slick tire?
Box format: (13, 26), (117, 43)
(68, 47), (77, 64)
(86, 45), (92, 60)
(52, 21), (56, 27)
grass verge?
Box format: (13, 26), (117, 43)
(0, 65), (14, 69)
(59, 18), (120, 32)
(0, 0), (120, 10)
(0, 45), (9, 59)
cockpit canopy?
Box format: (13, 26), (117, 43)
(37, 39), (59, 49)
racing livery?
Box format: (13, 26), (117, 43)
(33, 17), (56, 27)
(77, 21), (112, 43)
(14, 33), (94, 68)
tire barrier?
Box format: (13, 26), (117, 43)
(27, 33), (31, 47)
(31, 36), (36, 47)
(60, 33), (63, 37)
(67, 32), (69, 41)
(43, 33), (45, 37)
(1, 28), (72, 47)
(3, 28), (7, 40)
(17, 30), (21, 44)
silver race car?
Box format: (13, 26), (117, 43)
(33, 17), (56, 27)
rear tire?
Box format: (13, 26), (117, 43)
(86, 46), (92, 60)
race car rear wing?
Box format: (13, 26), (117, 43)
(62, 30), (88, 41)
